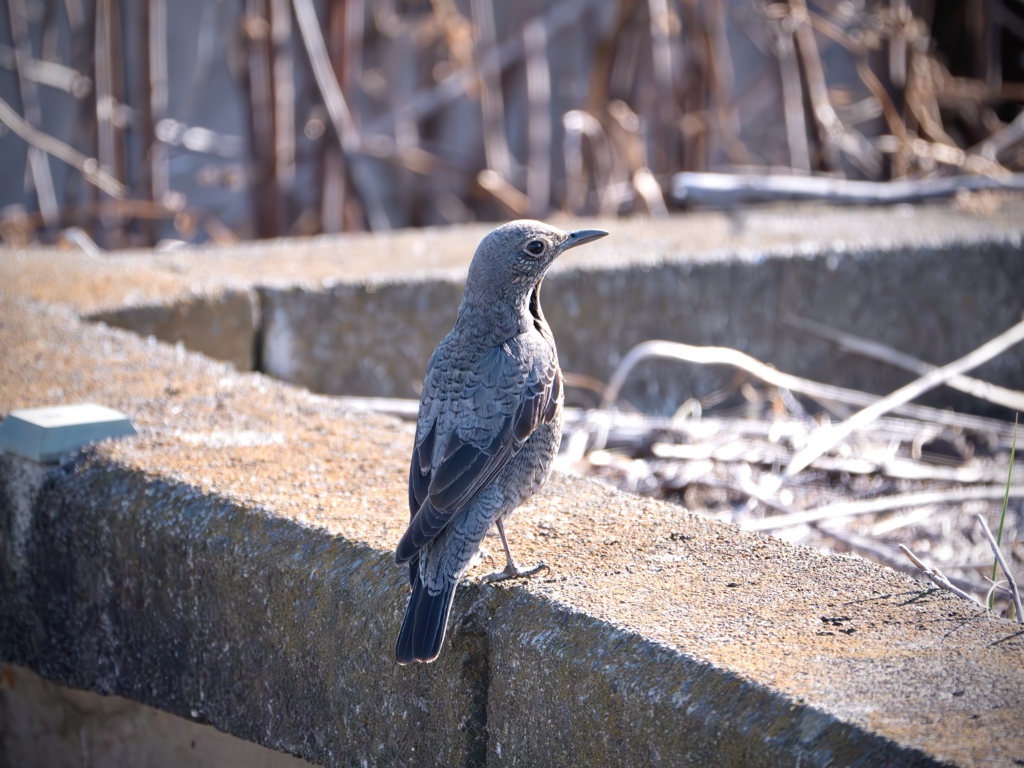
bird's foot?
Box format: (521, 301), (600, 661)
(482, 560), (549, 584)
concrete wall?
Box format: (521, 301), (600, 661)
(89, 289), (261, 373)
(543, 238), (1024, 415)
(10, 204), (1023, 419)
(1, 286), (1023, 767)
(249, 235), (1024, 415)
(258, 279), (464, 397)
(0, 448), (1000, 768)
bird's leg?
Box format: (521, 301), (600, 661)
(482, 520), (549, 583)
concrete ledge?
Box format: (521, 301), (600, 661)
(89, 288), (260, 372)
(3, 203), (1023, 413)
(1, 456), (487, 765)
(258, 280), (463, 396)
(543, 237), (1024, 414)
(258, 233), (1024, 410)
(486, 599), (931, 767)
(2, 288), (1023, 766)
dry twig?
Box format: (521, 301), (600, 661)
(7, 0), (59, 224)
(471, 0), (512, 183)
(598, 339), (1018, 437)
(148, 0), (169, 206)
(818, 522), (994, 596)
(783, 318), (1024, 479)
(292, 0), (390, 231)
(785, 315), (1024, 412)
(976, 513), (1024, 622)
(524, 18), (551, 217)
(0, 95), (125, 198)
(743, 485), (1024, 532)
(366, 0), (599, 136)
(898, 544), (980, 604)
(672, 171), (1024, 206)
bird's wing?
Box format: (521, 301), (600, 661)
(406, 343), (444, 522)
(396, 336), (561, 565)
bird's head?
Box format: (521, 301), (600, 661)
(464, 220), (608, 307)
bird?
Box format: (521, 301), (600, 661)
(394, 219), (608, 664)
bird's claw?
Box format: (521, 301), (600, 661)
(482, 560), (549, 584)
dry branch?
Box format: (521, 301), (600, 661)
(976, 513), (1024, 622)
(0, 95), (125, 198)
(653, 437), (1022, 485)
(817, 523), (993, 597)
(148, 0), (169, 205)
(270, 0), (295, 189)
(743, 485), (1024, 532)
(790, 0), (842, 172)
(783, 318), (1024, 479)
(7, 0), (59, 224)
(0, 45), (91, 96)
(471, 0), (512, 182)
(672, 171), (1024, 206)
(365, 0), (600, 137)
(5, 0), (1024, 242)
(292, 0), (389, 231)
(598, 339), (1019, 437)
(898, 544), (981, 604)
(785, 315), (1024, 412)
(524, 18), (551, 217)
(774, 26), (810, 173)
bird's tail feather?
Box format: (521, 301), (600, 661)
(395, 576), (457, 664)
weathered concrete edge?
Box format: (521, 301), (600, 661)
(0, 452), (950, 768)
(485, 596), (949, 768)
(0, 452), (488, 767)
(85, 287), (261, 372)
(71, 232), (1024, 416)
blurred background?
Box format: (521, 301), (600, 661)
(0, 0), (1022, 249)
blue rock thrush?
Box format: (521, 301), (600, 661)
(395, 219), (608, 664)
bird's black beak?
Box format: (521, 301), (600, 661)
(564, 228), (609, 250)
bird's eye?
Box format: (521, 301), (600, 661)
(525, 240), (546, 256)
